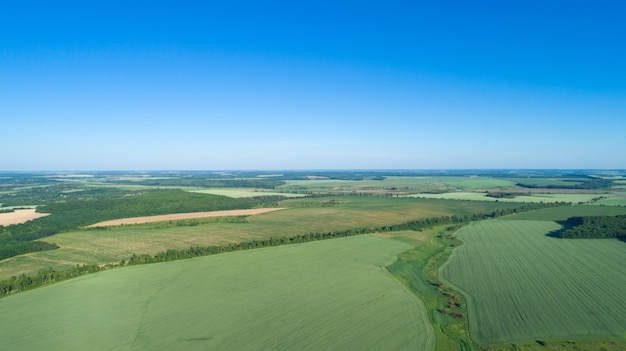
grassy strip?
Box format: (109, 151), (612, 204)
(387, 226), (477, 351)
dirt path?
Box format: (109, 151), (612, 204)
(87, 208), (286, 227)
(0, 209), (49, 226)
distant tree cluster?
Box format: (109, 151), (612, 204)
(559, 215), (626, 239)
(516, 177), (612, 190)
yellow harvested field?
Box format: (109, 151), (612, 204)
(87, 208), (286, 227)
(0, 209), (49, 226)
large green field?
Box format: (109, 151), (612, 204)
(0, 235), (434, 351)
(501, 204), (626, 221)
(440, 219), (626, 345)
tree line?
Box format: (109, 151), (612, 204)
(559, 214), (626, 239)
(516, 177), (612, 190)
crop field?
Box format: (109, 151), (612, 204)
(405, 192), (602, 203)
(0, 235), (434, 351)
(0, 209), (49, 226)
(440, 219), (626, 344)
(87, 208), (285, 227)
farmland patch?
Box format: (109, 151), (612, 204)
(440, 219), (626, 344)
(87, 208), (286, 227)
(0, 235), (434, 351)
(0, 209), (49, 226)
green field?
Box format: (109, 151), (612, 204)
(0, 235), (435, 351)
(405, 192), (602, 203)
(440, 219), (626, 345)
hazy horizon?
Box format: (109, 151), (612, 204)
(2, 2), (625, 171)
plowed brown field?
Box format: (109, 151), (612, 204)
(0, 209), (49, 226)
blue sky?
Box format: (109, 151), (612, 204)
(2, 1), (625, 170)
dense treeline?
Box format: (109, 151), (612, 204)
(559, 215), (626, 239)
(0, 241), (59, 261)
(516, 177), (612, 190)
(0, 264), (104, 297)
(0, 190), (279, 260)
(0, 201), (565, 298)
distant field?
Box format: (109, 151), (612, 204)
(87, 208), (285, 227)
(505, 177), (585, 187)
(404, 192), (601, 203)
(0, 235), (434, 351)
(192, 188), (306, 198)
(589, 192), (626, 206)
(0, 209), (49, 226)
(277, 176), (517, 193)
(440, 219), (626, 344)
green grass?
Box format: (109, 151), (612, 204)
(439, 219), (626, 345)
(387, 227), (475, 351)
(0, 235), (435, 351)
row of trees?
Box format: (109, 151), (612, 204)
(0, 264), (104, 297)
(559, 215), (626, 239)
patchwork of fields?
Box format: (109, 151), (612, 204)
(440, 219), (626, 344)
(2, 172), (626, 350)
(0, 197), (526, 280)
(0, 235), (434, 351)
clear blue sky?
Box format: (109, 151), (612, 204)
(2, 1), (625, 170)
